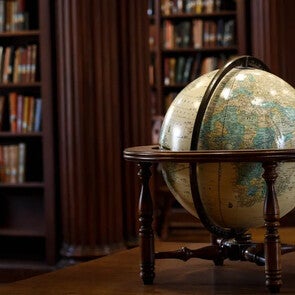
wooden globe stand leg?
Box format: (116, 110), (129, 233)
(138, 163), (155, 285)
(262, 162), (282, 293)
(135, 159), (295, 291)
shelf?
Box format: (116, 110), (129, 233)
(161, 11), (236, 19)
(0, 30), (40, 38)
(162, 46), (238, 53)
(0, 182), (44, 188)
(0, 228), (45, 238)
(0, 82), (41, 89)
(0, 30), (39, 46)
(0, 132), (42, 138)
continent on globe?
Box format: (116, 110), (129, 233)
(159, 67), (295, 230)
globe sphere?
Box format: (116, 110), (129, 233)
(159, 67), (295, 231)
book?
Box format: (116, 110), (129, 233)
(27, 96), (35, 131)
(169, 57), (176, 85)
(30, 44), (37, 82)
(182, 56), (194, 83)
(223, 19), (235, 46)
(175, 56), (186, 84)
(161, 0), (171, 15)
(33, 98), (42, 132)
(203, 21), (211, 47)
(16, 47), (24, 82)
(5, 1), (13, 31)
(25, 44), (32, 82)
(163, 20), (174, 49)
(164, 58), (171, 85)
(2, 145), (10, 182)
(0, 95), (5, 130)
(208, 21), (217, 47)
(195, 0), (203, 13)
(200, 56), (218, 74)
(22, 95), (30, 132)
(2, 47), (12, 83)
(0, 0), (4, 32)
(13, 47), (21, 83)
(174, 22), (183, 48)
(190, 54), (202, 80)
(20, 45), (28, 82)
(9, 92), (17, 132)
(18, 142), (26, 183)
(181, 21), (191, 48)
(16, 94), (23, 132)
(193, 19), (203, 49)
(7, 45), (15, 82)
(217, 19), (224, 46)
(9, 144), (18, 183)
(205, 0), (214, 13)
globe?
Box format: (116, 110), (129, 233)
(159, 57), (295, 233)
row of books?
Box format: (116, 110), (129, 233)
(0, 93), (42, 132)
(161, 0), (236, 15)
(0, 0), (29, 32)
(0, 44), (37, 84)
(163, 55), (227, 85)
(163, 19), (235, 49)
(0, 143), (26, 183)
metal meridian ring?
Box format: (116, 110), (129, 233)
(189, 56), (270, 239)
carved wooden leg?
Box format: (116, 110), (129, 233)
(211, 234), (224, 266)
(138, 162), (155, 285)
(262, 162), (282, 293)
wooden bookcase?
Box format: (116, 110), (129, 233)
(149, 0), (248, 120)
(0, 0), (56, 271)
(148, 0), (249, 239)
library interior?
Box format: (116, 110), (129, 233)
(0, 0), (294, 294)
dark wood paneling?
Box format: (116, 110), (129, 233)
(55, 0), (150, 259)
(250, 0), (295, 86)
(39, 0), (57, 265)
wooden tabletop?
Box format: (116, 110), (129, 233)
(1, 241), (295, 294)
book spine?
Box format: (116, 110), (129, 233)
(18, 142), (26, 183)
(22, 95), (29, 132)
(33, 98), (42, 132)
(0, 95), (5, 130)
(16, 94), (23, 132)
(27, 96), (35, 132)
(9, 92), (17, 132)
(9, 144), (18, 183)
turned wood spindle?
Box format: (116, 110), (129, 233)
(262, 161), (282, 293)
(138, 162), (155, 285)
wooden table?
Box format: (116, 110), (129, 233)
(1, 241), (295, 294)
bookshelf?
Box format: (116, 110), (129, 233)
(149, 0), (248, 121)
(148, 0), (249, 239)
(0, 0), (56, 271)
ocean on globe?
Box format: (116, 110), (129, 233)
(159, 67), (295, 230)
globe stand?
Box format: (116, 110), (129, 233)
(124, 145), (295, 293)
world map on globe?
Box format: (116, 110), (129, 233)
(159, 67), (295, 230)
